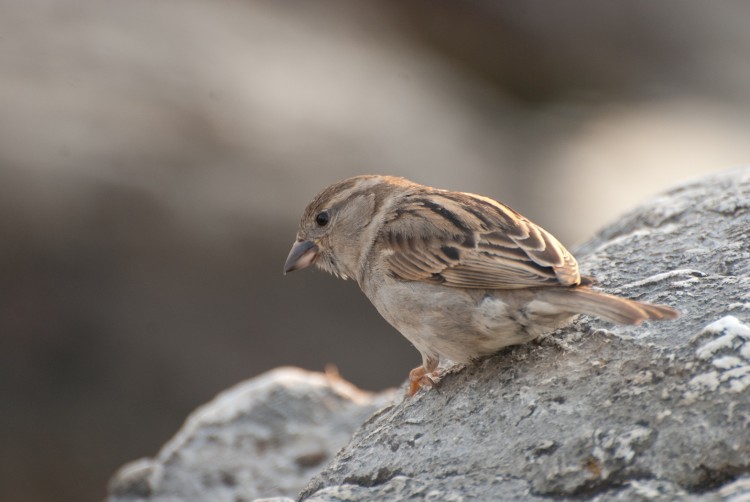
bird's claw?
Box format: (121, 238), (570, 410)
(407, 366), (441, 396)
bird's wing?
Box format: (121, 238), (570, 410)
(377, 190), (581, 289)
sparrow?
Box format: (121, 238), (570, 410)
(283, 175), (678, 396)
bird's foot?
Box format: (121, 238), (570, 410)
(407, 366), (441, 396)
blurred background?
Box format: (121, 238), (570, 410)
(1, 1), (749, 500)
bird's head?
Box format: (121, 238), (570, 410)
(283, 175), (410, 281)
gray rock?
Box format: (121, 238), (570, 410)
(107, 168), (750, 502)
(107, 367), (395, 502)
(299, 167), (750, 501)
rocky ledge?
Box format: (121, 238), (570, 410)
(109, 167), (750, 501)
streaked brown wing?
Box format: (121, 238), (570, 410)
(378, 190), (581, 289)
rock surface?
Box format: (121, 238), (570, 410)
(107, 367), (394, 502)
(108, 167), (750, 501)
(300, 167), (750, 501)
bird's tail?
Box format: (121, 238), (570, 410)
(538, 287), (679, 325)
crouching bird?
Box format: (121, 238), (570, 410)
(284, 175), (678, 396)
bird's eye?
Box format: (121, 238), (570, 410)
(315, 211), (330, 227)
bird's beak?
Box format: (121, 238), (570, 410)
(283, 239), (319, 274)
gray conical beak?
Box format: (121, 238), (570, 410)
(283, 240), (319, 274)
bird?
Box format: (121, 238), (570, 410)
(283, 175), (679, 396)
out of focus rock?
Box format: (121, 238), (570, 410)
(107, 367), (395, 502)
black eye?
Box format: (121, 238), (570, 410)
(315, 211), (330, 227)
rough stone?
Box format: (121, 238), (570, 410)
(107, 367), (394, 502)
(300, 167), (750, 501)
(107, 167), (750, 501)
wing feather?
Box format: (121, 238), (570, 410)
(378, 190), (581, 289)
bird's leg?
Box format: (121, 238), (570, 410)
(407, 356), (440, 396)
